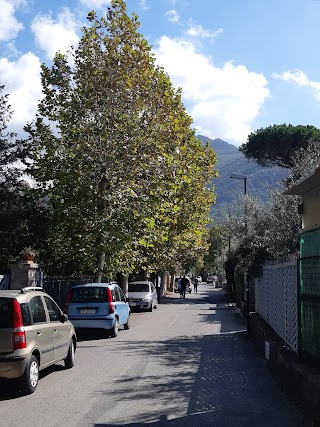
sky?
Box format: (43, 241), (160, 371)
(1, 0), (320, 147)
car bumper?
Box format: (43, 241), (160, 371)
(0, 355), (28, 379)
(69, 317), (115, 330)
(129, 301), (151, 309)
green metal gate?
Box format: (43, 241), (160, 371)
(299, 229), (320, 364)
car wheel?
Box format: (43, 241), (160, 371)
(20, 354), (39, 395)
(64, 339), (75, 369)
(124, 314), (131, 330)
(110, 317), (119, 337)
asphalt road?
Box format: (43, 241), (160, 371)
(0, 284), (304, 427)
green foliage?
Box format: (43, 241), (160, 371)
(239, 124), (320, 169)
(24, 0), (217, 278)
(0, 177), (51, 271)
(222, 187), (300, 277)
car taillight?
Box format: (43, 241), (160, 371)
(13, 299), (26, 350)
(65, 290), (72, 313)
(106, 288), (114, 314)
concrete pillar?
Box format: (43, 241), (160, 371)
(8, 260), (40, 290)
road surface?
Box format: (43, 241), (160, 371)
(0, 284), (304, 426)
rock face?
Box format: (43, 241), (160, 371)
(197, 135), (287, 221)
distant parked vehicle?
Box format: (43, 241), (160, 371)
(66, 283), (130, 337)
(207, 275), (214, 284)
(0, 287), (76, 394)
(127, 281), (158, 312)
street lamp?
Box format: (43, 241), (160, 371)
(230, 174), (247, 195)
(230, 173), (250, 333)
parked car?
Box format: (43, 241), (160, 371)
(66, 283), (130, 337)
(0, 287), (76, 395)
(207, 275), (214, 284)
(174, 277), (192, 293)
(128, 281), (158, 312)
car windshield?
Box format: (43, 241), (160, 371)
(128, 283), (150, 292)
(70, 287), (108, 303)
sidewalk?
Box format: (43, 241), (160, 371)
(163, 286), (320, 424)
(250, 312), (320, 425)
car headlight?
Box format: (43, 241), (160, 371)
(142, 297), (151, 302)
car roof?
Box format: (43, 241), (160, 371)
(128, 281), (152, 285)
(0, 288), (46, 298)
(71, 282), (117, 289)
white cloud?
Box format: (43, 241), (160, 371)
(186, 25), (223, 40)
(154, 36), (269, 145)
(31, 8), (80, 60)
(0, 52), (42, 134)
(80, 0), (111, 8)
(0, 0), (25, 42)
(139, 0), (149, 10)
(273, 69), (320, 101)
(165, 10), (180, 24)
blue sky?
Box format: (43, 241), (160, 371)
(1, 0), (320, 147)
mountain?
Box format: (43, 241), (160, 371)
(197, 135), (287, 222)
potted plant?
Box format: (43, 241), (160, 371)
(20, 247), (38, 262)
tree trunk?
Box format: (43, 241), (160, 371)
(96, 249), (106, 283)
(95, 172), (108, 283)
(116, 272), (128, 296)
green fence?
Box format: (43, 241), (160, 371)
(299, 229), (320, 364)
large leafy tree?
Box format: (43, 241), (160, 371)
(0, 85), (50, 270)
(239, 124), (320, 169)
(24, 0), (217, 279)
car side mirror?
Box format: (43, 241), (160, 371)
(60, 313), (68, 323)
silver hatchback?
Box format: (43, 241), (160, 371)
(0, 287), (76, 395)
(127, 281), (158, 312)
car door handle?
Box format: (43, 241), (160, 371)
(54, 328), (58, 332)
(37, 331), (41, 336)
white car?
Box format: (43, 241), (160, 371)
(127, 281), (158, 312)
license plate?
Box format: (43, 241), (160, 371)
(80, 309), (96, 314)
(130, 302), (137, 307)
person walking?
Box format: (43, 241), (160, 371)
(213, 274), (218, 288)
(180, 275), (188, 298)
(193, 277), (198, 293)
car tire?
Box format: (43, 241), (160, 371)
(20, 354), (39, 395)
(64, 340), (75, 369)
(124, 314), (130, 330)
(110, 317), (119, 337)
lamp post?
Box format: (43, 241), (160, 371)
(230, 173), (250, 333)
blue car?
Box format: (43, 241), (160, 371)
(66, 283), (131, 337)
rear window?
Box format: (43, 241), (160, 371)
(128, 283), (150, 292)
(70, 287), (109, 303)
(0, 299), (33, 328)
(0, 298), (13, 328)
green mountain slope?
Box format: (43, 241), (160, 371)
(197, 135), (287, 222)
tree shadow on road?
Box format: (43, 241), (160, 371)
(80, 333), (303, 426)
